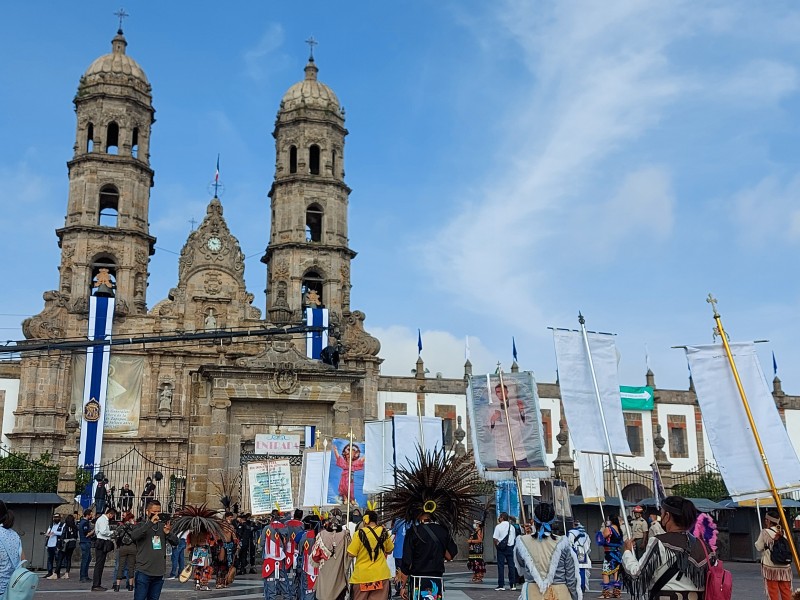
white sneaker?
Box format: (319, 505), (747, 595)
(494, 587), (505, 591)
(510, 586), (517, 591)
(46, 574), (58, 580)
(63, 573), (69, 579)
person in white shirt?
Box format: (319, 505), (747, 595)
(493, 512), (517, 591)
(91, 506), (117, 591)
(44, 513), (64, 578)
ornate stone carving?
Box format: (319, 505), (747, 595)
(135, 249), (148, 266)
(22, 291), (69, 339)
(340, 310), (380, 357)
(271, 363), (298, 394)
(274, 259), (290, 278)
(204, 272), (223, 295)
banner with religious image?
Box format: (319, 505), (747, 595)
(72, 354), (145, 437)
(466, 371), (549, 481)
(248, 460), (293, 515)
(326, 438), (367, 507)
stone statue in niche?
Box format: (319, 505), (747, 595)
(158, 384), (173, 412)
(204, 308), (217, 330)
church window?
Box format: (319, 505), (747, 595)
(86, 122), (94, 153)
(306, 203), (323, 242)
(99, 185), (119, 227)
(90, 256), (117, 295)
(132, 127), (139, 158)
(302, 270), (324, 307)
(309, 144), (320, 175)
(106, 122), (119, 155)
(668, 414), (688, 458)
(435, 404), (457, 449)
(541, 409), (553, 453)
(624, 412), (645, 457)
(289, 146), (297, 174)
(331, 149), (337, 178)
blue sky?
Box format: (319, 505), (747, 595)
(1, 1), (799, 393)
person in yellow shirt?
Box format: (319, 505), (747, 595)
(347, 510), (394, 600)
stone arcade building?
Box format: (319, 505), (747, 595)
(11, 29), (380, 507)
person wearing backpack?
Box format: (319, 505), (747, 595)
(620, 496), (710, 600)
(756, 510), (793, 600)
(0, 499), (38, 600)
(113, 512), (137, 592)
(492, 512), (517, 591)
(567, 520), (591, 593)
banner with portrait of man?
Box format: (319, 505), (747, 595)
(467, 372), (549, 481)
(72, 354), (145, 437)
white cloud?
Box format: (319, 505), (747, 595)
(733, 174), (800, 244)
(243, 24), (286, 82)
(371, 325), (497, 379)
(421, 1), (687, 326)
(720, 60), (799, 106)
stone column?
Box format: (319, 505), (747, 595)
(57, 405), (81, 508)
(453, 416), (467, 458)
(653, 424), (674, 492)
(206, 383), (231, 507)
(552, 408), (575, 489)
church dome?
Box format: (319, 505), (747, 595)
(280, 58), (340, 112)
(83, 31), (149, 86)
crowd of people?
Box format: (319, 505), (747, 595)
(22, 492), (800, 600)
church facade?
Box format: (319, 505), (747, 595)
(10, 29), (380, 507)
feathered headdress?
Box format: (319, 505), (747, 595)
(382, 447), (483, 535)
(692, 512), (718, 552)
(171, 503), (232, 539)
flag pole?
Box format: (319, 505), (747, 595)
(578, 313), (632, 540)
(346, 428), (354, 525)
(497, 365), (528, 526)
(707, 294), (800, 571)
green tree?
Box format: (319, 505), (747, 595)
(0, 451), (59, 493)
(672, 472), (729, 501)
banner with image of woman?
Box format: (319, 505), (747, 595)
(467, 371), (549, 481)
(326, 438), (367, 507)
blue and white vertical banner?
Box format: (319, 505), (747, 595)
(495, 480), (520, 520)
(78, 295), (115, 471)
(304, 426), (316, 449)
(305, 308), (329, 360)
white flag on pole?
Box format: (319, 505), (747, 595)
(686, 342), (800, 501)
(552, 329), (632, 456)
(577, 452), (606, 503)
(363, 420), (394, 493)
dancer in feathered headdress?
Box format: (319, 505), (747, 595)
(171, 504), (231, 591)
(383, 447), (483, 600)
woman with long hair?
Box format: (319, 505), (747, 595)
(512, 502), (580, 600)
(0, 501), (22, 598)
(467, 520), (485, 583)
(598, 514), (624, 598)
(313, 515), (351, 600)
(113, 511), (137, 591)
(621, 496), (709, 600)
(55, 513), (79, 579)
(347, 510), (393, 600)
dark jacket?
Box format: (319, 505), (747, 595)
(130, 520), (178, 576)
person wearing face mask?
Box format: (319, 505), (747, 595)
(44, 513), (64, 579)
(620, 496), (710, 600)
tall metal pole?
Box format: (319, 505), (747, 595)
(345, 428), (354, 525)
(578, 313), (632, 540)
(497, 366), (528, 526)
(707, 294), (800, 571)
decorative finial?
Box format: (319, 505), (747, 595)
(113, 8), (129, 33)
(578, 311), (585, 325)
(305, 36), (318, 60)
(706, 293), (719, 317)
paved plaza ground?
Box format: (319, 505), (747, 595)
(33, 560), (770, 600)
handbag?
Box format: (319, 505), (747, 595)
(178, 565), (193, 584)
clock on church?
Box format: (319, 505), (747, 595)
(207, 237), (222, 252)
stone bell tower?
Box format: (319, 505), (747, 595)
(56, 28), (156, 316)
(263, 54), (355, 329)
